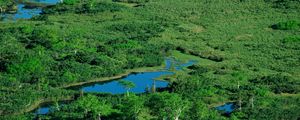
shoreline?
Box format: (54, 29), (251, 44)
(60, 65), (165, 89)
(11, 96), (74, 116)
(9, 57), (195, 116)
(7, 65), (166, 116)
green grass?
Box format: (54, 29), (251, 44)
(171, 50), (216, 66)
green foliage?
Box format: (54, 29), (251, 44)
(186, 101), (222, 120)
(7, 57), (45, 84)
(1, 0), (300, 119)
(119, 80), (135, 96)
(63, 0), (79, 5)
(272, 20), (300, 30)
(235, 96), (300, 120)
(0, 114), (33, 120)
(112, 0), (149, 4)
(147, 92), (191, 120)
(118, 80), (136, 89)
(266, 0), (300, 9)
(110, 21), (164, 41)
(0, 0), (14, 10)
(78, 1), (126, 14)
(188, 65), (209, 75)
(49, 95), (115, 119)
(283, 35), (300, 43)
(61, 71), (77, 83)
(120, 94), (145, 119)
(250, 73), (299, 94)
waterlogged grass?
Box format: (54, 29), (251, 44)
(171, 50), (215, 65)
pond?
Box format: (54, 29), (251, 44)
(0, 0), (60, 20)
(79, 71), (173, 94)
(35, 106), (50, 115)
(215, 103), (236, 115)
(34, 58), (197, 115)
(76, 59), (196, 94)
(26, 0), (61, 4)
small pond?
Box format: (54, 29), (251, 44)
(215, 103), (236, 115)
(26, 0), (61, 4)
(34, 58), (197, 115)
(1, 0), (60, 20)
(35, 106), (50, 115)
(79, 71), (173, 94)
(76, 59), (196, 94)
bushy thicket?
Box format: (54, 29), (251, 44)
(272, 20), (300, 30)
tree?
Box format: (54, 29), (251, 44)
(147, 92), (191, 120)
(118, 80), (135, 96)
(74, 95), (115, 119)
(0, 0), (14, 13)
(120, 94), (144, 120)
(7, 57), (45, 84)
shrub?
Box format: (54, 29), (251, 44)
(63, 0), (79, 5)
(110, 21), (164, 41)
(271, 20), (300, 30)
(188, 65), (209, 75)
(77, 1), (126, 14)
(112, 0), (149, 4)
(266, 0), (300, 9)
(283, 35), (300, 43)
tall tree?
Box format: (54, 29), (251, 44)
(72, 95), (115, 119)
(120, 94), (144, 120)
(147, 92), (191, 120)
(118, 80), (135, 96)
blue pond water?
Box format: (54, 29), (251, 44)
(215, 103), (235, 114)
(1, 4), (42, 20)
(34, 59), (197, 115)
(36, 106), (50, 115)
(82, 71), (173, 94)
(28, 0), (61, 4)
(80, 59), (195, 94)
(1, 0), (60, 20)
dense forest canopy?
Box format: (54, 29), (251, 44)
(0, 0), (15, 12)
(0, 0), (299, 119)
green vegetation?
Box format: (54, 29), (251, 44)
(0, 0), (16, 13)
(272, 20), (300, 30)
(118, 80), (135, 96)
(63, 0), (79, 5)
(0, 0), (299, 119)
(48, 94), (116, 119)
